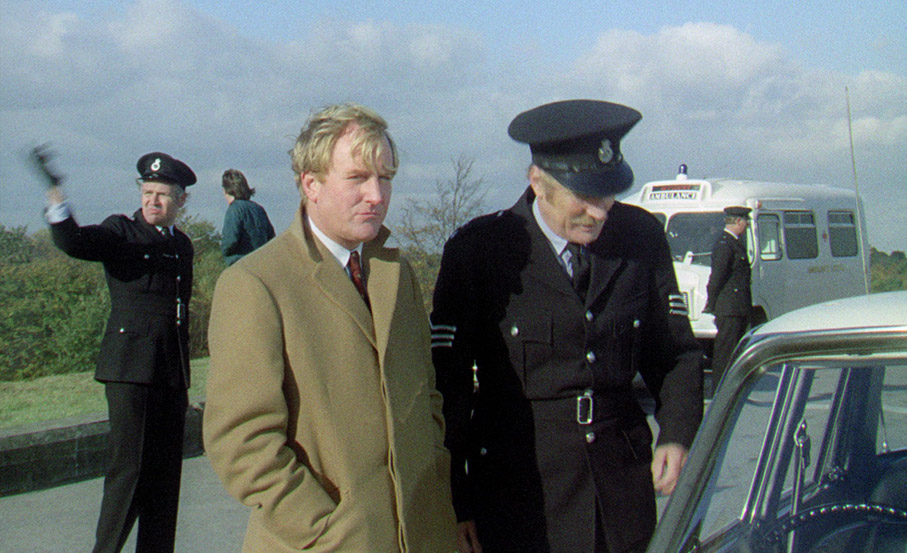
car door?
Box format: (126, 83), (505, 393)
(650, 356), (907, 553)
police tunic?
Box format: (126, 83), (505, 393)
(705, 229), (752, 382)
(431, 188), (703, 553)
(50, 208), (193, 387)
(705, 230), (751, 319)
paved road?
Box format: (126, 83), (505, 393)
(1, 409), (669, 552)
(0, 455), (248, 553)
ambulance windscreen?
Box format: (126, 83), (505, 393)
(664, 212), (727, 266)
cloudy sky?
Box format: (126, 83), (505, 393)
(1, 0), (905, 251)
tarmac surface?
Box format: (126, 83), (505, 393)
(0, 454), (249, 553)
(0, 389), (666, 552)
(2, 453), (671, 553)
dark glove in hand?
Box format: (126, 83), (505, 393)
(29, 143), (64, 188)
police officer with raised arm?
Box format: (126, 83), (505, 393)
(33, 146), (195, 553)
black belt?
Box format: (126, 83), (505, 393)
(530, 390), (633, 425)
(111, 298), (178, 316)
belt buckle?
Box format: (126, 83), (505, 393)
(576, 390), (594, 425)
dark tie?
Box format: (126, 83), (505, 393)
(348, 250), (370, 308)
(566, 243), (590, 299)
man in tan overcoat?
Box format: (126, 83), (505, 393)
(203, 103), (458, 552)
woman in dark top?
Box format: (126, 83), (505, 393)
(220, 169), (275, 266)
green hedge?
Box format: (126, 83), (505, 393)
(1, 219), (903, 382)
(0, 218), (224, 381)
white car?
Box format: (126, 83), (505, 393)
(648, 291), (907, 553)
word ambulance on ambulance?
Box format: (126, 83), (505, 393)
(622, 165), (870, 346)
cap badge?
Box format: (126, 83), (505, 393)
(150, 158), (162, 172)
(598, 139), (614, 165)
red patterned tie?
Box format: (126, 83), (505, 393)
(348, 250), (370, 308)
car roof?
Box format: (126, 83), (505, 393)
(751, 290), (907, 336)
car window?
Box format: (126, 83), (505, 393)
(783, 211), (818, 259)
(779, 367), (843, 495)
(879, 363), (907, 453)
(828, 211), (858, 257)
(664, 212), (726, 265)
(697, 366), (783, 538)
(757, 214), (782, 261)
(693, 361), (907, 547)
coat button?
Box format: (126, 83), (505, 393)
(144, 254), (150, 260)
(119, 327), (126, 333)
(585, 432), (596, 443)
(510, 326), (519, 337)
(479, 447), (488, 456)
(633, 319), (641, 328)
(586, 351), (596, 363)
(585, 311), (594, 322)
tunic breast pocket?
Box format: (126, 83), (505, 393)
(501, 316), (553, 394)
(601, 314), (645, 385)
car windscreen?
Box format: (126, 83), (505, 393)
(664, 212), (727, 266)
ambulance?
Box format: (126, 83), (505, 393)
(622, 164), (870, 349)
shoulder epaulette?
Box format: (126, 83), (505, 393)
(448, 210), (508, 241)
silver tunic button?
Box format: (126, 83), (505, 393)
(633, 319), (641, 328)
(585, 311), (594, 322)
(119, 328), (126, 333)
(143, 254), (150, 260)
(586, 351), (596, 363)
(479, 447), (488, 456)
(510, 326), (519, 337)
(585, 432), (596, 443)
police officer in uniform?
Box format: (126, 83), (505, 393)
(36, 148), (195, 553)
(431, 100), (703, 553)
(704, 206), (752, 387)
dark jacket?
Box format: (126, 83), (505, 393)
(431, 188), (703, 553)
(50, 209), (193, 388)
(221, 199), (275, 266)
(705, 230), (752, 317)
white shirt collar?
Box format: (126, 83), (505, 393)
(532, 197), (569, 256)
(306, 214), (362, 267)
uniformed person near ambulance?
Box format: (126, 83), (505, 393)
(703, 206), (753, 387)
(34, 147), (195, 553)
(431, 100), (704, 553)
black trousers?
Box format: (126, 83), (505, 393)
(93, 382), (188, 553)
(711, 315), (750, 387)
(595, 500), (650, 553)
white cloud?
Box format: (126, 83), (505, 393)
(109, 0), (198, 51)
(1, 4), (904, 251)
(552, 23), (906, 251)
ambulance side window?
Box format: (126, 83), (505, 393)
(828, 211), (858, 257)
(757, 214), (782, 261)
(783, 211), (819, 260)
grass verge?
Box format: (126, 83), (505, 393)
(0, 358), (209, 430)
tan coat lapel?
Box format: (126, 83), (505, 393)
(293, 209), (378, 346)
(363, 229), (400, 365)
